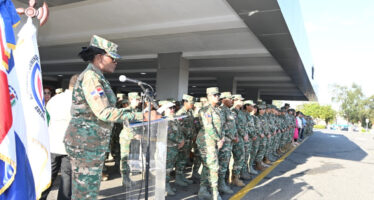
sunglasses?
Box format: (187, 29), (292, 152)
(105, 54), (117, 63)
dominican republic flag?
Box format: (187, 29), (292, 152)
(0, 0), (51, 199)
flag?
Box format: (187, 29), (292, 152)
(0, 0), (51, 199)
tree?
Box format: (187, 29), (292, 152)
(332, 83), (365, 124)
(297, 102), (336, 125)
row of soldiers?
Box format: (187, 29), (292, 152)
(109, 87), (314, 200)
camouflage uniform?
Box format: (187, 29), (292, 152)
(231, 107), (247, 176)
(218, 92), (237, 193)
(197, 87), (222, 199)
(250, 114), (262, 169)
(119, 103), (142, 185)
(244, 110), (256, 172)
(255, 112), (270, 163)
(264, 108), (276, 160)
(164, 113), (183, 183)
(175, 94), (195, 184)
(64, 64), (141, 200)
(192, 102), (203, 178)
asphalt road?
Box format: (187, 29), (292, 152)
(47, 130), (374, 200)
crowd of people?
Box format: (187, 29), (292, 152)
(41, 35), (315, 200)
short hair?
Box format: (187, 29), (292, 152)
(69, 74), (79, 88)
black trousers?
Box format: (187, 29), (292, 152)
(40, 153), (72, 200)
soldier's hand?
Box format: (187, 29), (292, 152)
(260, 133), (265, 138)
(217, 138), (225, 149)
(143, 110), (162, 121)
(244, 134), (249, 142)
(178, 140), (185, 149)
(134, 134), (142, 140)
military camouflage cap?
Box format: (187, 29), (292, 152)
(280, 107), (286, 112)
(200, 97), (208, 102)
(232, 94), (244, 100)
(220, 92), (232, 99)
(194, 102), (203, 108)
(258, 104), (266, 109)
(243, 100), (254, 105)
(182, 94), (195, 103)
(266, 104), (273, 109)
(121, 99), (129, 104)
(158, 100), (175, 106)
(116, 93), (125, 100)
(90, 35), (121, 59)
(128, 92), (140, 100)
(206, 87), (219, 95)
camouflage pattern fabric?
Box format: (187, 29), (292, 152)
(255, 114), (270, 162)
(196, 104), (222, 190)
(119, 106), (143, 179)
(166, 116), (183, 182)
(249, 115), (262, 166)
(175, 107), (195, 175)
(64, 64), (141, 199)
(231, 108), (247, 175)
(218, 105), (237, 178)
(244, 112), (256, 169)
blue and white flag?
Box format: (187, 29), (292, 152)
(0, 0), (51, 199)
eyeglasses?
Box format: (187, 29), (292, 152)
(104, 54), (117, 63)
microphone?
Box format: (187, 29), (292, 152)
(119, 75), (146, 85)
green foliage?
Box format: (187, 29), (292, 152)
(332, 83), (374, 128)
(314, 124), (326, 129)
(297, 102), (336, 124)
(332, 83), (364, 123)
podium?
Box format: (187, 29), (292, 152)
(123, 118), (168, 200)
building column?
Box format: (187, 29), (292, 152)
(217, 76), (236, 94)
(243, 87), (260, 103)
(156, 52), (189, 100)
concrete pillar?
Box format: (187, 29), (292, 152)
(217, 76), (236, 93)
(156, 52), (189, 100)
(243, 87), (260, 103)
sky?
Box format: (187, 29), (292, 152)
(298, 0), (374, 105)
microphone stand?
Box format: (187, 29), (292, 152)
(138, 83), (154, 200)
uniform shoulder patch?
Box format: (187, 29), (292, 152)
(90, 87), (105, 99)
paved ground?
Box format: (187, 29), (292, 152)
(47, 130), (374, 200)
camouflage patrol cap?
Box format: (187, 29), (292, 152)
(182, 94), (195, 103)
(280, 107), (286, 112)
(232, 94), (244, 100)
(158, 100), (175, 106)
(121, 99), (129, 104)
(266, 104), (272, 109)
(206, 87), (219, 95)
(258, 104), (266, 110)
(116, 93), (125, 100)
(90, 35), (121, 59)
(194, 102), (203, 108)
(200, 97), (208, 102)
(220, 92), (232, 99)
(243, 100), (254, 105)
(128, 92), (140, 100)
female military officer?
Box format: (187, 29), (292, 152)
(64, 35), (146, 200)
